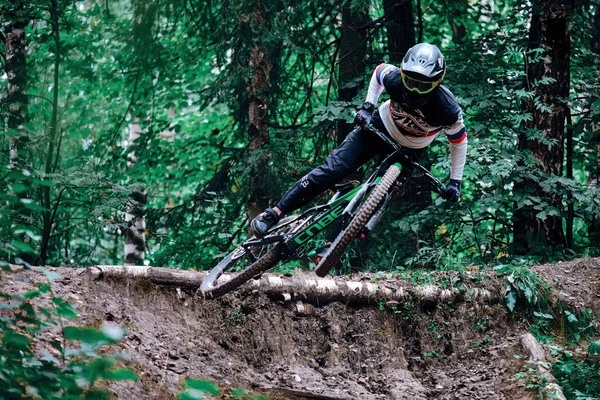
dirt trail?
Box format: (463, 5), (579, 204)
(4, 257), (600, 399)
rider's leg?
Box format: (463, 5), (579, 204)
(251, 117), (393, 237)
(276, 125), (392, 215)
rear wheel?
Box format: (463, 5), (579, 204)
(200, 215), (300, 299)
(314, 164), (401, 277)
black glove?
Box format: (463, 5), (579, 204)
(354, 102), (375, 128)
(442, 180), (461, 203)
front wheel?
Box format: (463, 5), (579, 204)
(200, 215), (300, 299)
(314, 164), (401, 277)
(200, 244), (284, 299)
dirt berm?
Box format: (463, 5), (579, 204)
(4, 257), (600, 399)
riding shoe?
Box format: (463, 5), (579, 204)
(251, 208), (281, 238)
(309, 242), (332, 264)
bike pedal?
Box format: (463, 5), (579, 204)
(309, 242), (332, 264)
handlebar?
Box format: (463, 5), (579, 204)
(365, 125), (446, 195)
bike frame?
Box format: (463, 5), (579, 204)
(239, 126), (445, 263)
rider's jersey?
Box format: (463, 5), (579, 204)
(365, 63), (467, 181)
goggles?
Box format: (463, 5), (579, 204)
(401, 71), (442, 95)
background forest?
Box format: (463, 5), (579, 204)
(2, 0), (600, 273)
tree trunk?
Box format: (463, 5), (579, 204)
(592, 4), (600, 54)
(566, 109), (574, 249)
(337, 3), (368, 144)
(5, 19), (29, 169)
(448, 0), (468, 44)
(383, 0), (415, 63)
(5, 16), (33, 264)
(39, 0), (62, 265)
(382, 1), (433, 253)
(513, 0), (573, 254)
(247, 1), (272, 221)
(124, 119), (147, 266)
(589, 4), (600, 240)
(85, 265), (499, 306)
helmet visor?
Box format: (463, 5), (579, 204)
(401, 72), (442, 95)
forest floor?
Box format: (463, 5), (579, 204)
(3, 257), (600, 400)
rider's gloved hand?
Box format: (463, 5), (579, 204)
(354, 102), (375, 128)
(442, 180), (461, 203)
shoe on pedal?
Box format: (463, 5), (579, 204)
(251, 208), (281, 238)
(309, 242), (332, 264)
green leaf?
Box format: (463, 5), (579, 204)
(41, 267), (61, 281)
(231, 388), (247, 397)
(23, 290), (42, 299)
(564, 310), (578, 323)
(3, 330), (31, 351)
(102, 324), (125, 342)
(177, 391), (205, 400)
(588, 340), (600, 356)
(10, 240), (35, 254)
(505, 289), (517, 312)
(63, 326), (112, 344)
(53, 297), (78, 318)
(37, 283), (52, 293)
(523, 287), (534, 304)
(184, 379), (221, 395)
(533, 311), (553, 319)
(102, 369), (138, 381)
(11, 183), (29, 193)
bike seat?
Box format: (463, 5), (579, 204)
(332, 180), (360, 192)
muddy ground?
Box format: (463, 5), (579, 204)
(3, 257), (600, 399)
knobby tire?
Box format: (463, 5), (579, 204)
(201, 244), (284, 299)
(314, 164), (401, 277)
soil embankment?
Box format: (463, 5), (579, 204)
(4, 258), (600, 399)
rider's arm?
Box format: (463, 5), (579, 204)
(365, 64), (398, 105)
(445, 112), (468, 181)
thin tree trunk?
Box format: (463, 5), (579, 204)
(39, 0), (62, 265)
(337, 3), (368, 144)
(383, 0), (415, 63)
(589, 4), (600, 240)
(592, 4), (600, 54)
(566, 109), (574, 249)
(247, 0), (272, 221)
(448, 0), (468, 44)
(513, 0), (573, 254)
(124, 119), (147, 265)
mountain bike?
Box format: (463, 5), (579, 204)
(200, 126), (446, 299)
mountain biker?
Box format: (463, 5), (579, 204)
(251, 42), (467, 238)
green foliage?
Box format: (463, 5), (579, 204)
(496, 263), (594, 342)
(513, 360), (549, 396)
(0, 0), (599, 272)
(0, 268), (137, 399)
(177, 378), (269, 400)
(551, 345), (600, 399)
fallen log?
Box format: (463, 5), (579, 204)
(519, 333), (567, 400)
(85, 265), (501, 306)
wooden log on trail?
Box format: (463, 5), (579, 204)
(519, 333), (567, 400)
(85, 265), (501, 306)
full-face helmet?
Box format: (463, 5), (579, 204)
(400, 43), (446, 107)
